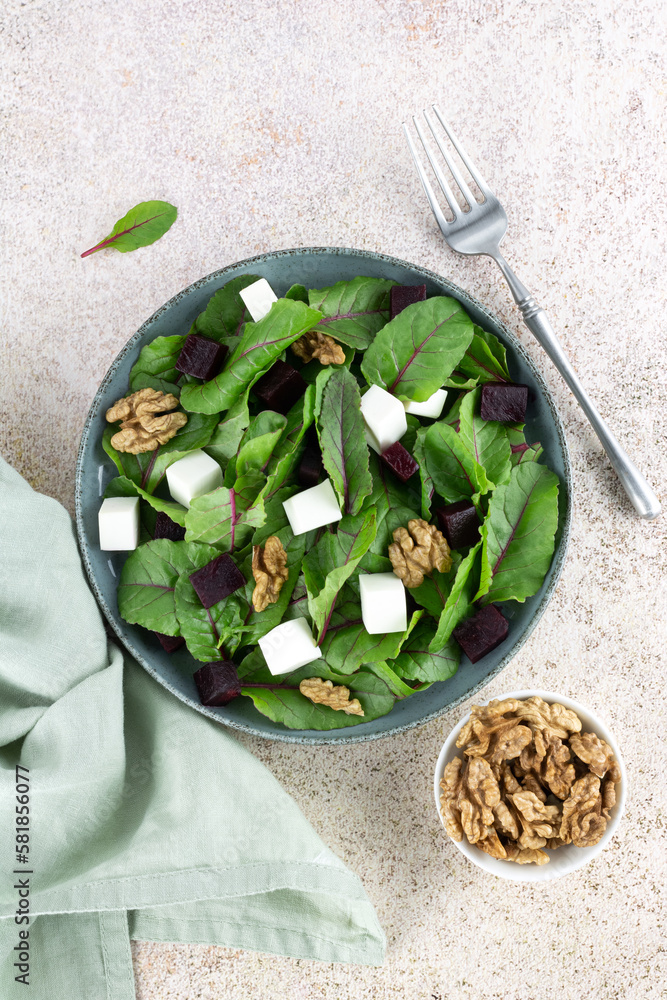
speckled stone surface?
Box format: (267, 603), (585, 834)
(2, 1), (667, 997)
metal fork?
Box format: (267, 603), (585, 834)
(404, 106), (660, 519)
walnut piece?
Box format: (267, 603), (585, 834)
(252, 536), (289, 612)
(440, 696), (622, 865)
(299, 677), (364, 716)
(291, 330), (345, 365)
(388, 518), (452, 588)
(106, 388), (188, 454)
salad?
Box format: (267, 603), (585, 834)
(101, 274), (560, 731)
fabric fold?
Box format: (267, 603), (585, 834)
(0, 458), (385, 1000)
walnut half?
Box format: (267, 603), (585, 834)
(252, 537), (289, 612)
(106, 388), (188, 454)
(291, 330), (345, 365)
(388, 518), (452, 588)
(299, 677), (364, 716)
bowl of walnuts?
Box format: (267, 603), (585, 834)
(433, 690), (626, 881)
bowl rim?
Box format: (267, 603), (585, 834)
(433, 689), (627, 881)
(75, 245), (573, 743)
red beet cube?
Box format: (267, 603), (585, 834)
(153, 631), (186, 653)
(193, 660), (242, 706)
(154, 511), (186, 541)
(253, 361), (307, 415)
(390, 284), (427, 319)
(380, 441), (419, 482)
(298, 445), (323, 488)
(452, 605), (508, 663)
(480, 382), (528, 423)
(435, 500), (480, 549)
(189, 553), (245, 609)
(175, 333), (228, 381)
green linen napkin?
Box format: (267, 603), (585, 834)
(0, 457), (386, 999)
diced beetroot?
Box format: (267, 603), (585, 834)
(175, 333), (228, 381)
(435, 500), (480, 549)
(380, 441), (419, 482)
(193, 660), (242, 706)
(153, 631), (186, 653)
(390, 284), (427, 319)
(253, 361), (307, 415)
(480, 382), (528, 423)
(298, 445), (323, 488)
(452, 605), (508, 663)
(189, 554), (245, 609)
(154, 511), (186, 541)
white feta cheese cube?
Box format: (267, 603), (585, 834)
(239, 278), (278, 322)
(166, 449), (223, 509)
(258, 617), (323, 676)
(282, 479), (343, 535)
(98, 496), (140, 551)
(360, 384), (407, 453)
(359, 573), (407, 634)
(404, 387), (449, 419)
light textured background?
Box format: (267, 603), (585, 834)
(2, 1), (667, 998)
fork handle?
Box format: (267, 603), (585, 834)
(493, 253), (661, 519)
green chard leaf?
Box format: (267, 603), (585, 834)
(410, 558), (461, 618)
(476, 462), (559, 604)
(81, 200), (177, 257)
(360, 297), (474, 401)
(507, 426), (544, 467)
(413, 426), (435, 519)
(394, 623), (460, 683)
(308, 277), (395, 350)
(193, 274), (261, 342)
(260, 385), (316, 502)
(458, 388), (512, 489)
(321, 604), (423, 673)
(179, 299), (322, 414)
(429, 541), (482, 650)
(129, 335), (186, 395)
(184, 471), (266, 551)
(174, 543), (249, 661)
(203, 392), (251, 465)
(423, 420), (489, 503)
(117, 539), (197, 635)
(285, 283), (308, 303)
(303, 510), (376, 638)
(104, 475), (187, 527)
(363, 454), (421, 553)
(448, 324), (511, 384)
(101, 411), (218, 493)
(234, 410), (287, 478)
(317, 367), (372, 516)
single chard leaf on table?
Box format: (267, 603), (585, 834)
(308, 277), (395, 350)
(394, 623), (460, 683)
(303, 510), (376, 638)
(184, 471), (266, 551)
(446, 325), (511, 385)
(317, 367), (372, 515)
(117, 539), (197, 635)
(360, 297), (474, 401)
(180, 299), (322, 414)
(102, 411), (219, 493)
(423, 421), (489, 503)
(81, 200), (177, 257)
(174, 543), (249, 661)
(429, 541), (482, 650)
(458, 387), (511, 489)
(192, 274), (260, 343)
(129, 335), (186, 395)
(476, 462), (559, 604)
(104, 475), (187, 527)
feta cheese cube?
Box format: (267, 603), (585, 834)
(166, 450), (223, 509)
(239, 278), (278, 322)
(258, 617), (323, 676)
(282, 479), (343, 535)
(404, 387), (449, 419)
(360, 384), (407, 453)
(359, 573), (407, 634)
(98, 496), (140, 551)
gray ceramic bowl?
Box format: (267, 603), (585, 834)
(75, 247), (572, 743)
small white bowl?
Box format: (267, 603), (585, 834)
(433, 689), (627, 882)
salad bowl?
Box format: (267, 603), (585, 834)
(75, 247), (572, 743)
